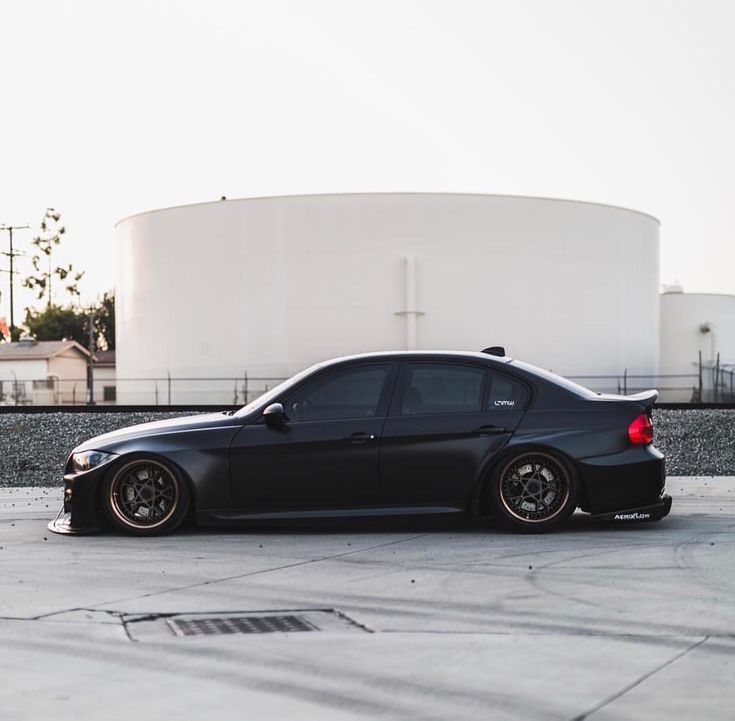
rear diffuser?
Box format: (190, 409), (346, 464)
(591, 494), (672, 522)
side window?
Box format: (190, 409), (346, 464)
(283, 365), (390, 422)
(400, 364), (485, 415)
(486, 372), (529, 411)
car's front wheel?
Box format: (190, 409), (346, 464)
(488, 450), (577, 532)
(102, 457), (190, 536)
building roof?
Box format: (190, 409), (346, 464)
(0, 340), (90, 361)
(93, 349), (116, 366)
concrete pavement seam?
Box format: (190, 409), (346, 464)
(73, 533), (431, 610)
(570, 635), (710, 720)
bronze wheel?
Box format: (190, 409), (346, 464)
(489, 451), (577, 532)
(103, 457), (189, 535)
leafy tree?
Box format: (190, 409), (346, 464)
(94, 291), (115, 350)
(24, 305), (87, 345)
(22, 292), (115, 350)
(23, 208), (84, 306)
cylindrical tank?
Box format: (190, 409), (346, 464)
(660, 290), (735, 401)
(115, 193), (660, 403)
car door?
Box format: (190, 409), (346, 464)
(379, 361), (529, 505)
(229, 362), (397, 509)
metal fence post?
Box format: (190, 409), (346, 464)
(698, 350), (703, 402)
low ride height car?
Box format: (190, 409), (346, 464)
(50, 348), (671, 536)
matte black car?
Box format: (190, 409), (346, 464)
(50, 350), (671, 536)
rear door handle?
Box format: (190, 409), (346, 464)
(347, 432), (377, 444)
(473, 425), (509, 435)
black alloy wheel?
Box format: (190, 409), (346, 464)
(489, 451), (577, 532)
(102, 457), (190, 535)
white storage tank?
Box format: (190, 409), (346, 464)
(115, 193), (660, 403)
(660, 289), (735, 401)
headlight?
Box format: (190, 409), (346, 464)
(71, 450), (116, 473)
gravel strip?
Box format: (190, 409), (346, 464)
(652, 409), (735, 476)
(0, 409), (732, 487)
(0, 412), (195, 487)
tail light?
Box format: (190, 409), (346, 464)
(628, 413), (653, 445)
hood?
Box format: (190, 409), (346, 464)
(74, 412), (238, 452)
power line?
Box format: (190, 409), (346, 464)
(0, 224), (30, 340)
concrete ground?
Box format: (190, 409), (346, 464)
(0, 479), (733, 721)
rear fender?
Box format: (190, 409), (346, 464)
(470, 442), (581, 517)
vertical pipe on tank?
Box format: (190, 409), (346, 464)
(405, 254), (417, 350)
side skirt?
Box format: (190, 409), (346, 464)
(198, 505), (466, 526)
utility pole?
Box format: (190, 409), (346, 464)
(0, 224), (30, 341)
(87, 311), (95, 405)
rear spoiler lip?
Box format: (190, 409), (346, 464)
(624, 389), (659, 410)
(591, 389), (659, 409)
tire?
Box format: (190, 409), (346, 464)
(101, 456), (190, 536)
(487, 450), (577, 533)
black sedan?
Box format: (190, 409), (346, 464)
(50, 350), (671, 536)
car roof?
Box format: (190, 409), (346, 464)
(320, 350), (514, 366)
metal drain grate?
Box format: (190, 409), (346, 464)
(166, 614), (318, 637)
(124, 610), (368, 641)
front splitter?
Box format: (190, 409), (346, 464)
(591, 494), (672, 523)
(47, 508), (100, 535)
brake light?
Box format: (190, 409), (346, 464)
(628, 413), (653, 445)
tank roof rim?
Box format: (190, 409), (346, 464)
(115, 192), (660, 227)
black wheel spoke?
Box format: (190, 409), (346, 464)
(110, 461), (178, 528)
(500, 454), (570, 523)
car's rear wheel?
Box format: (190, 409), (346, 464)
(488, 450), (577, 532)
(102, 457), (190, 536)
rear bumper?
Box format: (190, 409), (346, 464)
(576, 445), (666, 514)
(591, 493), (672, 522)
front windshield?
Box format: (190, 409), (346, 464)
(235, 363), (322, 416)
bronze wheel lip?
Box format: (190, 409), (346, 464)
(498, 452), (570, 524)
(109, 458), (179, 530)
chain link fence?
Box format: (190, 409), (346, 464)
(0, 369), (723, 406)
(0, 376), (288, 406)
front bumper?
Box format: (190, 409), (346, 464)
(48, 507), (100, 535)
(591, 493), (672, 523)
(47, 470), (104, 535)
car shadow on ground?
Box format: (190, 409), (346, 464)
(158, 510), (681, 537)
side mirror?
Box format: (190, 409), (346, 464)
(263, 402), (287, 428)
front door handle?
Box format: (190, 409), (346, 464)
(473, 425), (509, 435)
(347, 432), (377, 444)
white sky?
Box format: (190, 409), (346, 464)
(1, 0), (734, 318)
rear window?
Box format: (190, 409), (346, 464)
(400, 363), (485, 415)
(509, 359), (598, 398)
(486, 373), (529, 410)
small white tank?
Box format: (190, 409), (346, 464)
(660, 291), (735, 401)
